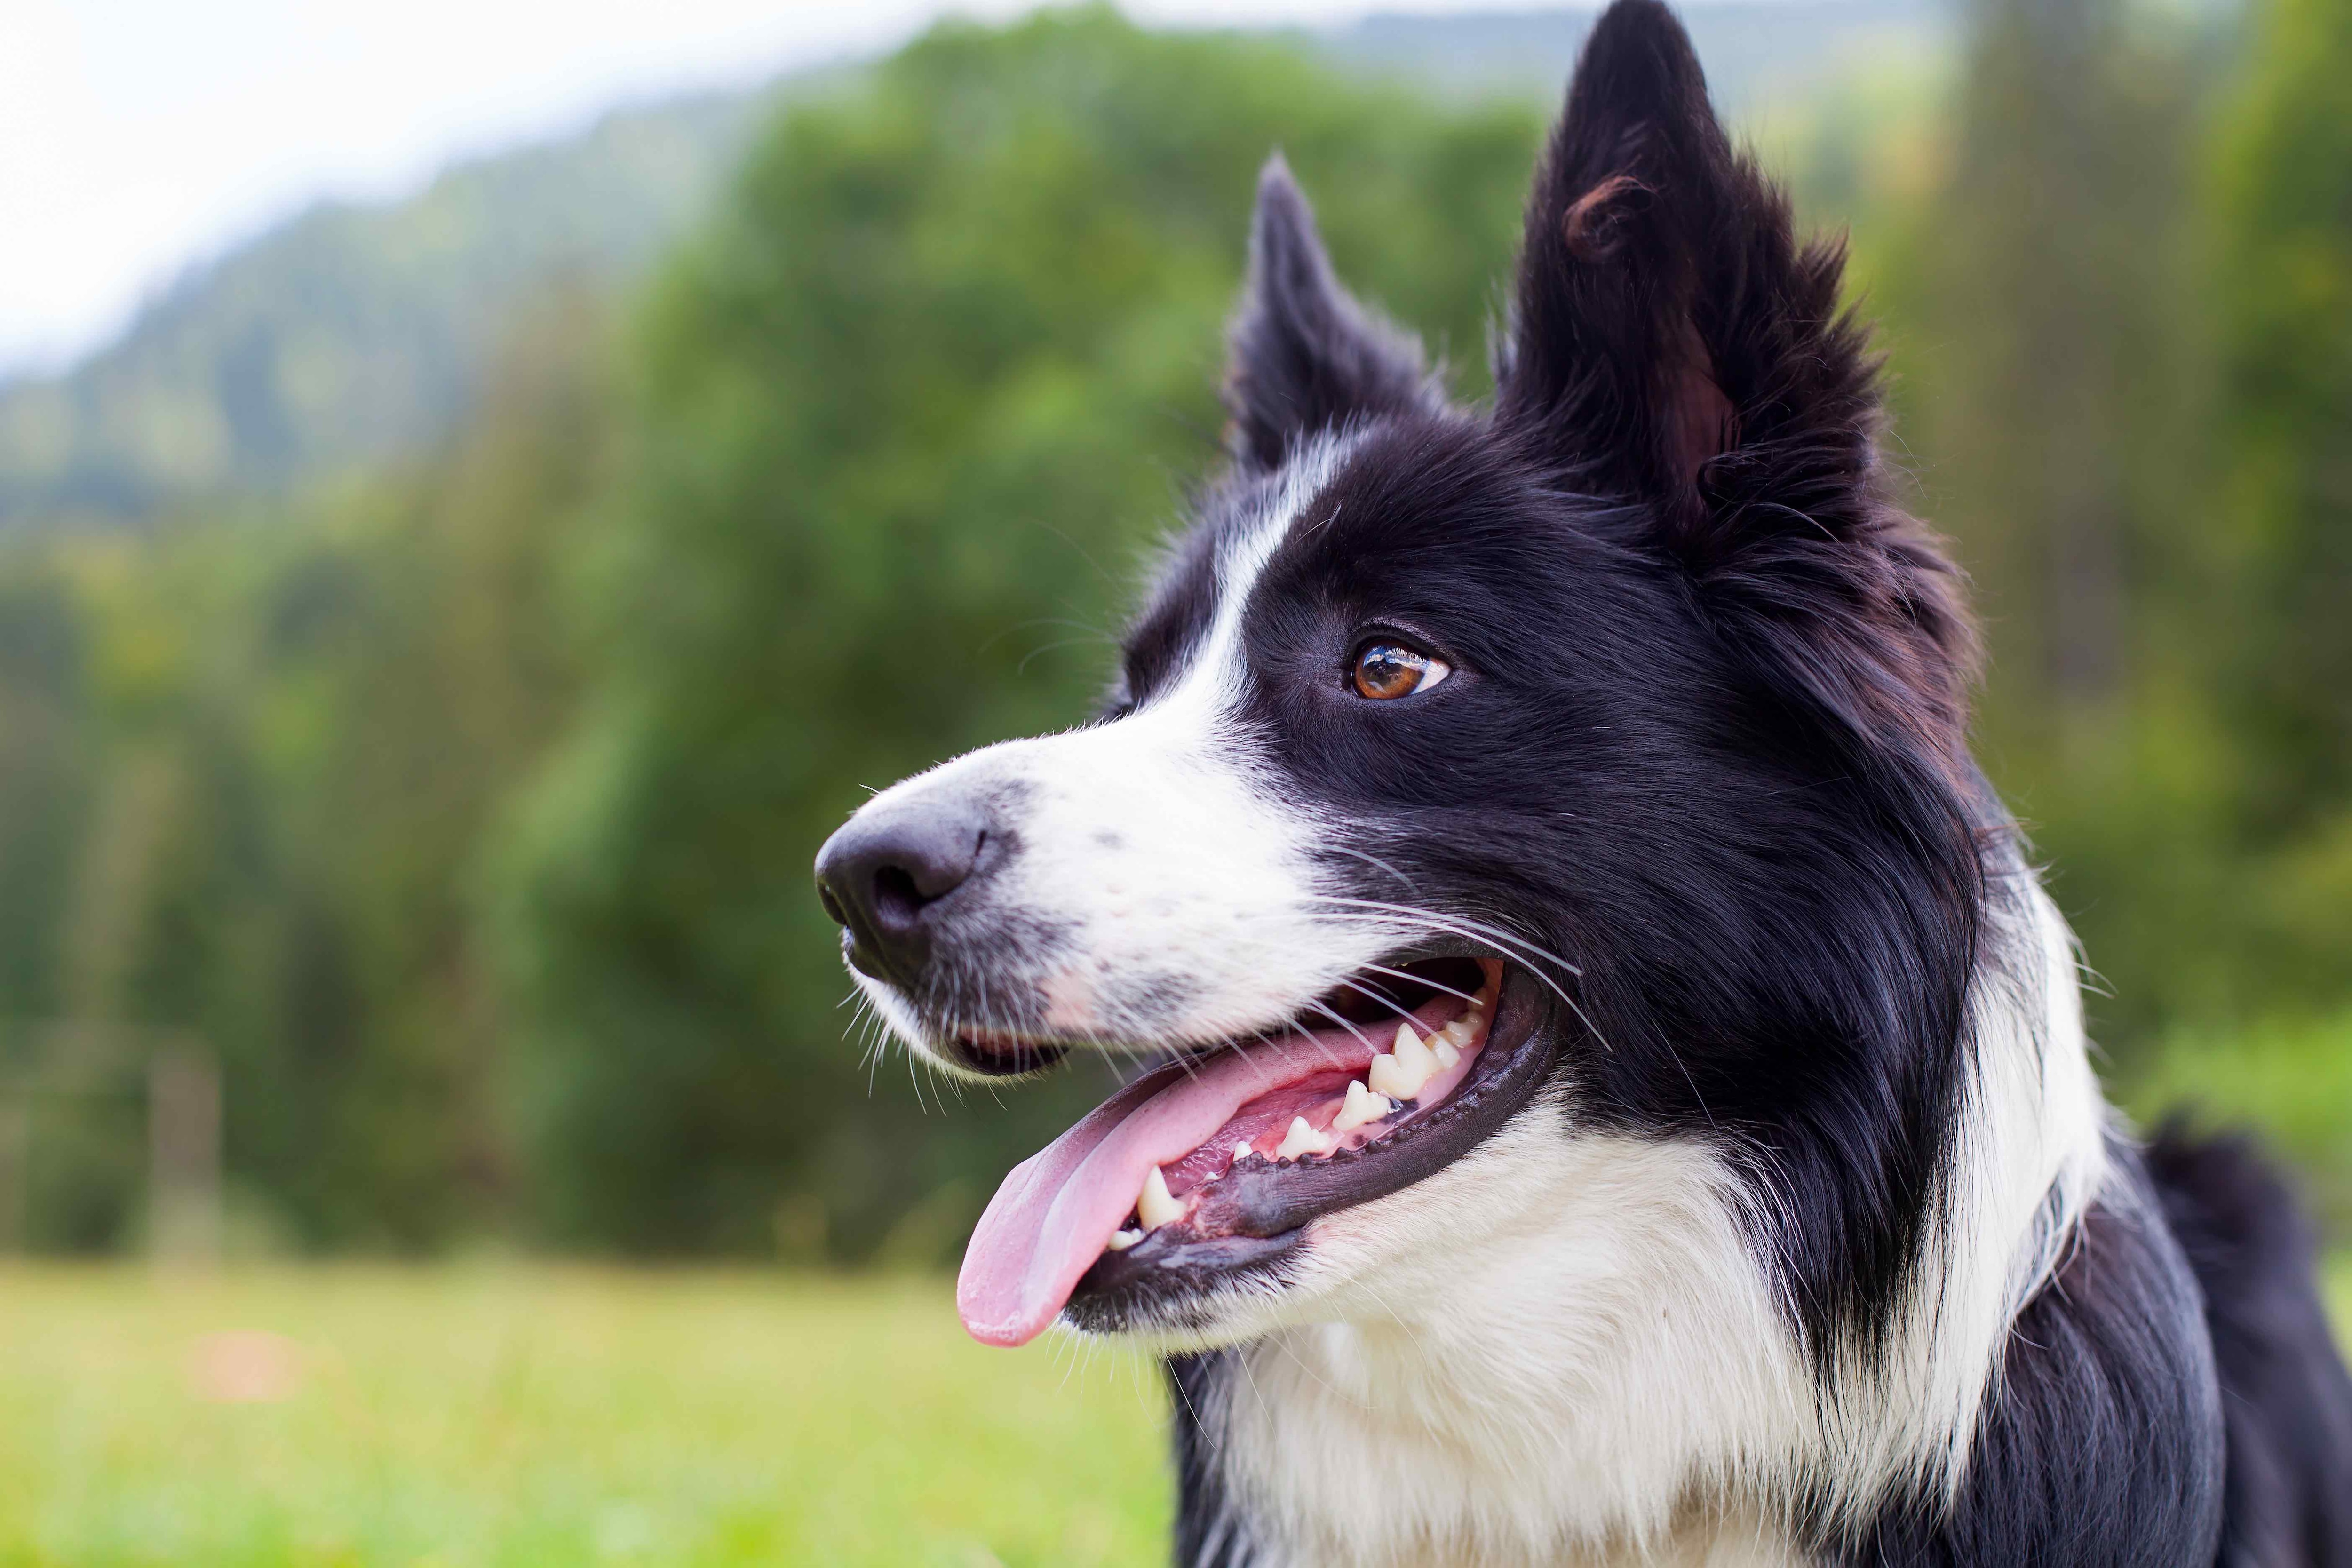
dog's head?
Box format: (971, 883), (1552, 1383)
(816, 0), (1983, 1356)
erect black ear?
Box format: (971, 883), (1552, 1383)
(1223, 155), (1436, 472)
(1497, 0), (1862, 533)
(1500, 0), (1978, 764)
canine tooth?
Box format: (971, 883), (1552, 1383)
(1391, 1029), (1438, 1093)
(1367, 1051), (1416, 1101)
(1276, 1116), (1335, 1161)
(1369, 1022), (1435, 1098)
(1106, 1228), (1144, 1251)
(1137, 1166), (1184, 1231)
(1332, 1079), (1393, 1134)
(1431, 1036), (1461, 1071)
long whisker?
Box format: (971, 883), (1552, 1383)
(1317, 843), (1418, 893)
(1017, 636), (1112, 676)
(905, 1044), (930, 1116)
(1333, 975), (1433, 1031)
(1303, 908), (1581, 1012)
(1331, 897), (1583, 975)
(1355, 962), (1477, 1006)
(1300, 904), (1612, 1056)
(1298, 907), (1590, 1020)
(1296, 999), (1379, 1066)
(1304, 895), (1585, 978)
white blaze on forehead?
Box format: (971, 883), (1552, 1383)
(845, 431), (1398, 1060)
(1210, 435), (1353, 653)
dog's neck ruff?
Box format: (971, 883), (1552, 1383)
(1180, 873), (2111, 1568)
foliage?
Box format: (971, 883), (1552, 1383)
(0, 0), (2341, 1256)
(2129, 1010), (2352, 1236)
(0, 6), (1951, 537)
(492, 8), (1544, 1255)
(2088, 0), (2352, 1180)
(2197, 0), (2352, 972)
(0, 92), (773, 527)
(0, 301), (604, 1249)
(1832, 0), (2352, 1056)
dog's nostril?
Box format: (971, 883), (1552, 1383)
(812, 798), (993, 988)
(870, 864), (926, 932)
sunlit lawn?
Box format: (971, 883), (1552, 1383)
(0, 1260), (2340, 1567)
(0, 1266), (1170, 1568)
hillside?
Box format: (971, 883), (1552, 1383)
(0, 89), (786, 528)
(0, 3), (1945, 530)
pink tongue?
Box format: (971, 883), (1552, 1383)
(957, 1024), (1376, 1347)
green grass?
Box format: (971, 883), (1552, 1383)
(0, 1262), (2340, 1567)
(0, 1266), (1170, 1568)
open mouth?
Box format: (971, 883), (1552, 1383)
(955, 955), (1551, 1345)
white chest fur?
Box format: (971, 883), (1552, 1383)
(1204, 1127), (1820, 1568)
(1184, 882), (2112, 1568)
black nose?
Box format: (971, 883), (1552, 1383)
(814, 800), (988, 989)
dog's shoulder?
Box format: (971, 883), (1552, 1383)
(1836, 1144), (2227, 1567)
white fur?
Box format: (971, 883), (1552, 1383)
(840, 440), (2117, 1565)
(1201, 1112), (1820, 1567)
(844, 434), (1404, 1064)
(1146, 879), (2112, 1568)
(1820, 871), (2111, 1512)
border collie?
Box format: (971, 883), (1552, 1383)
(814, 3), (2352, 1561)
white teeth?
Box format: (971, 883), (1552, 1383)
(1370, 1024), (1438, 1100)
(1367, 1050), (1417, 1101)
(1332, 1079), (1394, 1134)
(1126, 994), (1498, 1222)
(1396, 1028), (1437, 1082)
(1137, 1165), (1184, 1231)
(1106, 1228), (1144, 1251)
(1276, 1116), (1336, 1161)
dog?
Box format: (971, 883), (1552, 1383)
(813, 3), (2352, 1562)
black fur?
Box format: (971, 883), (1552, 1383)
(1146, 0), (2352, 1561)
(1836, 1146), (2227, 1565)
(1189, 0), (1988, 1369)
(817, 0), (2352, 1559)
(1169, 1352), (1259, 1568)
(2148, 1128), (2352, 1568)
(1221, 156), (1437, 474)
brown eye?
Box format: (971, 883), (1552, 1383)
(1351, 640), (1451, 700)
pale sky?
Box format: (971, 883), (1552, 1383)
(0, 0), (1585, 379)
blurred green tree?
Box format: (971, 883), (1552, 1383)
(0, 570), (89, 1022)
(0, 0), (2339, 1257)
(1850, 0), (2350, 1059)
(492, 8), (1542, 1257)
(2200, 0), (2352, 979)
(0, 296), (604, 1250)
(1864, 0), (2256, 1047)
